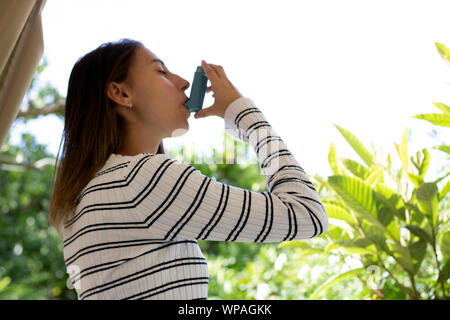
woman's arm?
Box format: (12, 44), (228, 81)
(63, 97), (329, 245)
(137, 96), (329, 242)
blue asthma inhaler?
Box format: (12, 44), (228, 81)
(184, 66), (208, 112)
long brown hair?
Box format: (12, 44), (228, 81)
(49, 38), (165, 239)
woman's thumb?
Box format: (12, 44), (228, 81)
(194, 105), (213, 119)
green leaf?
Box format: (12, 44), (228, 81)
(408, 238), (427, 274)
(387, 153), (392, 172)
(324, 224), (350, 241)
(415, 182), (439, 227)
(385, 219), (401, 243)
(404, 202), (426, 222)
(405, 225), (433, 245)
(321, 199), (348, 210)
(328, 176), (397, 242)
(322, 201), (356, 226)
(366, 166), (384, 185)
(328, 175), (377, 217)
(375, 183), (406, 221)
(324, 242), (341, 254)
(328, 143), (342, 175)
(350, 238), (372, 248)
(312, 174), (328, 194)
(432, 171), (450, 185)
(370, 190), (399, 241)
(344, 238), (372, 247)
(432, 102), (450, 114)
(310, 267), (365, 300)
(296, 248), (324, 259)
(433, 145), (450, 155)
(410, 148), (429, 179)
(408, 173), (422, 188)
(412, 113), (450, 127)
(341, 246), (375, 255)
(386, 241), (415, 275)
(435, 41), (450, 67)
(340, 158), (370, 179)
(278, 240), (312, 249)
(336, 238), (377, 255)
(440, 258), (450, 282)
(439, 179), (450, 201)
(373, 192), (395, 227)
(359, 218), (389, 252)
(334, 124), (374, 167)
(438, 230), (450, 262)
(0, 277), (11, 292)
(325, 234), (376, 255)
(394, 128), (409, 173)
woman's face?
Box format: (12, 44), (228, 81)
(111, 46), (191, 139)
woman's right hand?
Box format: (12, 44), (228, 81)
(194, 60), (243, 120)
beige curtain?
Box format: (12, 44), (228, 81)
(0, 0), (47, 147)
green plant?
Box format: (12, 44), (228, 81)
(278, 41), (450, 300)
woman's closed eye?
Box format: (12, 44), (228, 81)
(159, 70), (167, 75)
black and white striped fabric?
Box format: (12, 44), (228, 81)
(62, 96), (329, 300)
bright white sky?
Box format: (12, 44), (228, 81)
(10, 0), (450, 182)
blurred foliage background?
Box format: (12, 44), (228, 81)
(0, 42), (448, 300)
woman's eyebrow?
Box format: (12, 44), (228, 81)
(150, 58), (165, 66)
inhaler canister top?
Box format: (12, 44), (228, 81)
(184, 65), (208, 112)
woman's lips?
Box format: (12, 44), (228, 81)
(182, 104), (190, 118)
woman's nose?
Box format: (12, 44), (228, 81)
(181, 79), (190, 91)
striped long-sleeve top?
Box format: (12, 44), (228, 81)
(62, 96), (329, 300)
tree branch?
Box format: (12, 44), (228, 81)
(16, 98), (66, 119)
(0, 154), (55, 172)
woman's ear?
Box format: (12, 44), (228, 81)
(107, 81), (132, 107)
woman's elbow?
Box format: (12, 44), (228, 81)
(318, 210), (329, 236)
(294, 201), (330, 239)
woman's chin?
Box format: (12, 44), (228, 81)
(170, 125), (189, 138)
(181, 119), (189, 130)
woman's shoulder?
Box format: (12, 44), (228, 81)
(74, 153), (169, 207)
(103, 152), (190, 178)
(90, 152), (200, 188)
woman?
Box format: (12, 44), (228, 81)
(49, 38), (329, 300)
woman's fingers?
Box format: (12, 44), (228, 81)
(205, 86), (215, 97)
(196, 61), (242, 120)
(202, 60), (228, 81)
(208, 63), (227, 79)
(207, 64), (221, 78)
(201, 60), (219, 83)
